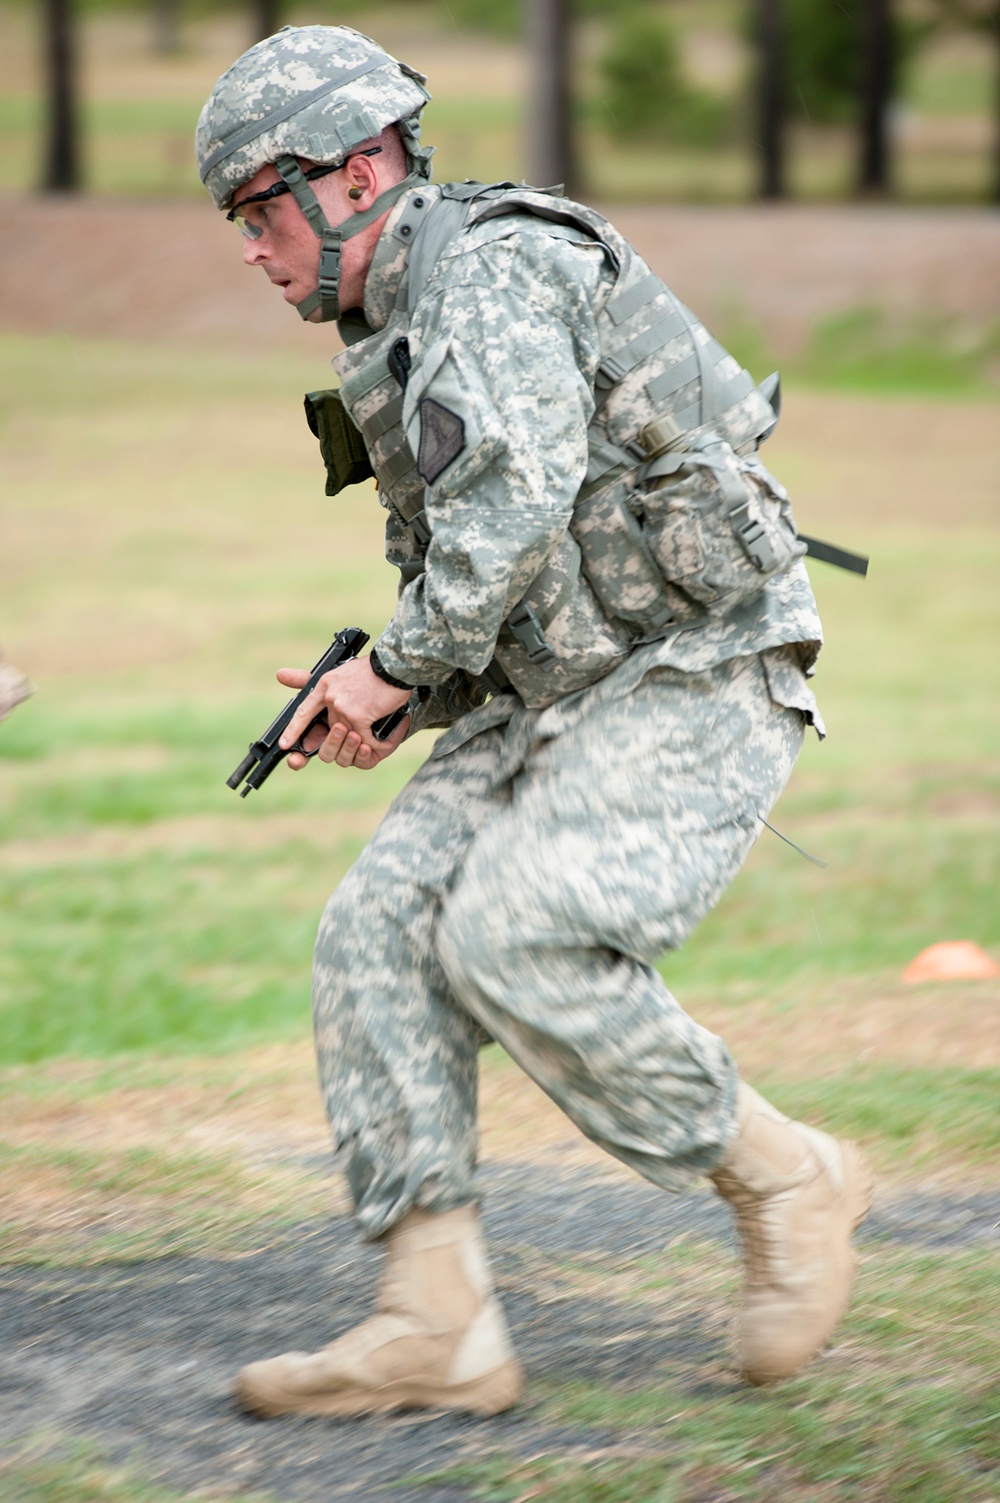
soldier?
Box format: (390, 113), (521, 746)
(196, 26), (874, 1419)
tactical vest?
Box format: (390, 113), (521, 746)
(305, 183), (861, 708)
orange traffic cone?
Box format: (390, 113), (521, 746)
(901, 942), (999, 984)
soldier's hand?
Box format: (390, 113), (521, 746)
(276, 657), (412, 771)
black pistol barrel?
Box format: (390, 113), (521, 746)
(227, 747), (259, 791)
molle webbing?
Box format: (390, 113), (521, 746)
(595, 273), (758, 432)
(596, 311), (690, 386)
(336, 332), (427, 536)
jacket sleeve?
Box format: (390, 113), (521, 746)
(372, 228), (609, 685)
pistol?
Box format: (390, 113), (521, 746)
(227, 627), (408, 797)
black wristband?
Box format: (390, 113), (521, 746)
(368, 648), (415, 692)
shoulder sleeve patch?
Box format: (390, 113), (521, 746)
(417, 398), (466, 484)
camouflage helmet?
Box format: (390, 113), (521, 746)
(196, 25), (433, 322)
(196, 25), (432, 210)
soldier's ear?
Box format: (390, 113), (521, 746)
(344, 151), (380, 205)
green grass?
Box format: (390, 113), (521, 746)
(662, 807), (1000, 993)
(0, 1136), (329, 1262)
(0, 1445), (274, 1503)
(906, 36), (996, 117)
(0, 306), (996, 1503)
(748, 1065), (1000, 1172)
(0, 845), (340, 1060)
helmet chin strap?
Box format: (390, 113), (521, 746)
(274, 155), (422, 322)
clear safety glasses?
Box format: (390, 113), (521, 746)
(226, 148), (383, 239)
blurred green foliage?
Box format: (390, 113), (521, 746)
(439, 0), (626, 38)
(598, 6), (732, 145)
(759, 0), (928, 123)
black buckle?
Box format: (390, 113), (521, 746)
(506, 601), (556, 666)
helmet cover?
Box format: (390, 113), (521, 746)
(196, 25), (432, 211)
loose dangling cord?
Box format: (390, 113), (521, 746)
(760, 819), (828, 869)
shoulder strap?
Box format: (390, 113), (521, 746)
(470, 190), (621, 274)
(403, 183), (507, 312)
(404, 183), (621, 314)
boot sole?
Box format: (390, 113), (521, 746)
(742, 1138), (875, 1386)
(236, 1357), (525, 1420)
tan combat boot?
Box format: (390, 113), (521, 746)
(710, 1084), (875, 1386)
(235, 1206), (524, 1418)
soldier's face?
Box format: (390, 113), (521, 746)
(230, 161), (369, 319)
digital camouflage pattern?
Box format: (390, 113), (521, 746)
(314, 650), (807, 1239)
(193, 21), (829, 1243)
(196, 25), (431, 211)
(328, 185), (824, 711)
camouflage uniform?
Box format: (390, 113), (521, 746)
(197, 34), (873, 1409)
(313, 191), (825, 1240)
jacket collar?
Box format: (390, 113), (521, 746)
(359, 182), (443, 333)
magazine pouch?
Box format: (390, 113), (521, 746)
(635, 423), (806, 620)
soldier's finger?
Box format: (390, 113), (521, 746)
(300, 719), (328, 754)
(285, 750), (311, 771)
(317, 720), (350, 763)
(276, 667), (310, 688)
(280, 684), (326, 749)
(334, 730), (363, 768)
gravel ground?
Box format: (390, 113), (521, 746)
(2, 1160), (998, 1502)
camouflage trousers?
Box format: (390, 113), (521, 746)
(313, 651), (806, 1239)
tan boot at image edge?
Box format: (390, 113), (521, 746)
(235, 1205), (524, 1418)
(710, 1082), (875, 1385)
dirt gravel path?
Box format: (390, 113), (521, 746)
(2, 1160), (997, 1502)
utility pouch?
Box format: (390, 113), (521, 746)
(304, 388), (374, 497)
(570, 474), (681, 636)
(634, 425), (805, 618)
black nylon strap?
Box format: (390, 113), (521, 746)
(800, 535), (870, 576)
(369, 647), (415, 690)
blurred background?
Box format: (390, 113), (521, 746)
(0, 0), (997, 1127)
(0, 6), (998, 1499)
(0, 0), (996, 1127)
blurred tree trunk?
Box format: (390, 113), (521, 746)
(527, 0), (578, 195)
(754, 0), (786, 199)
(152, 0), (182, 56)
(253, 0), (280, 43)
(993, 1), (1000, 203)
(858, 0), (894, 193)
(42, 0), (81, 192)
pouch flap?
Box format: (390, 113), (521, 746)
(304, 388), (374, 497)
